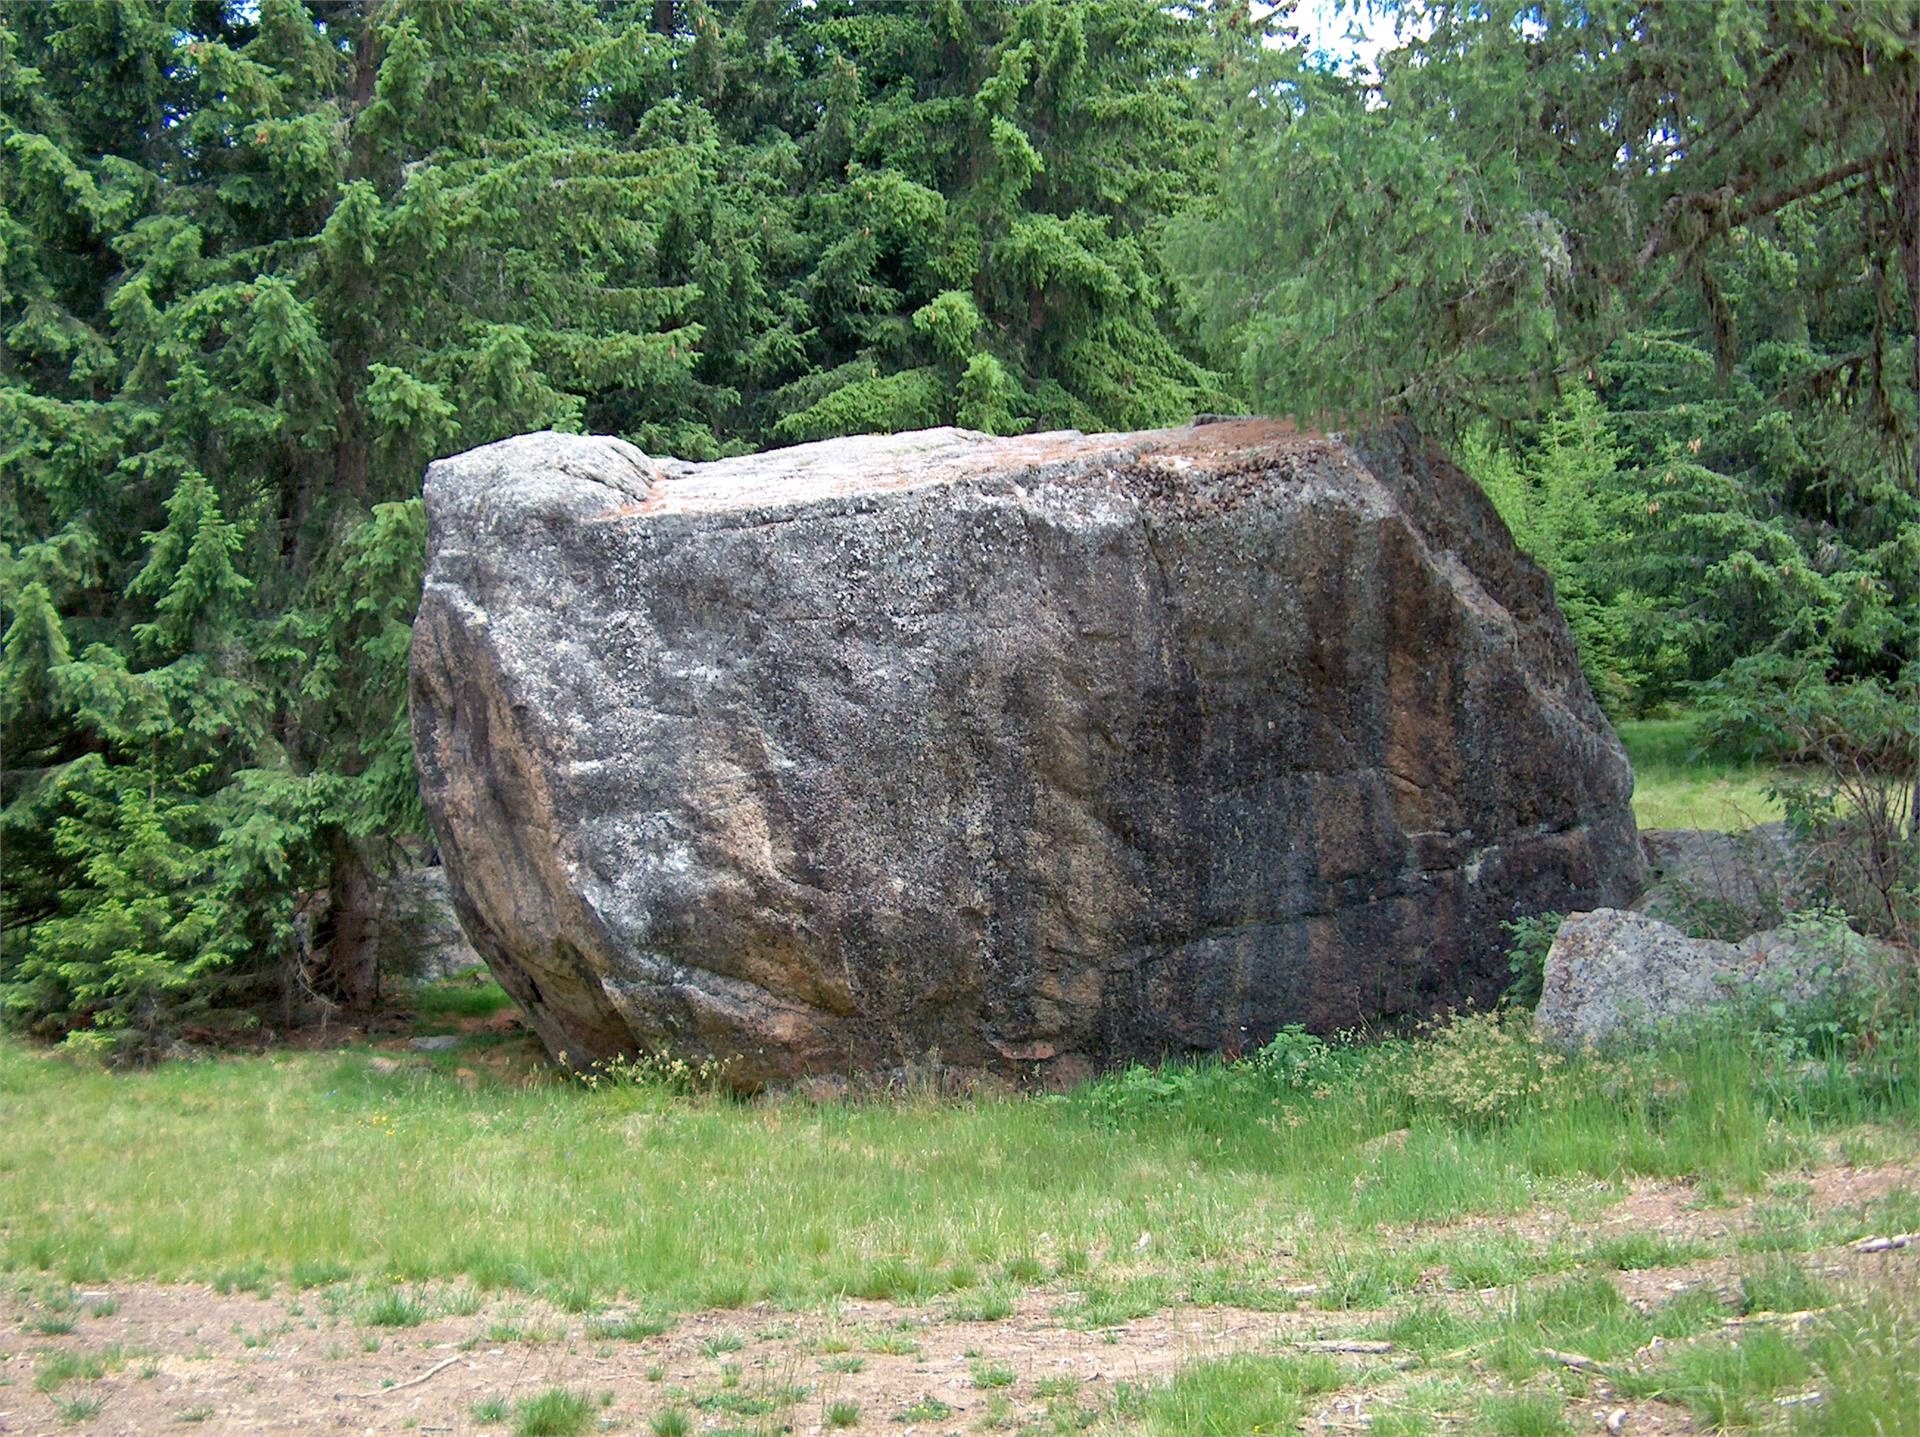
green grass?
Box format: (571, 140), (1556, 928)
(648, 1409), (691, 1437)
(947, 1282), (1016, 1321)
(1617, 715), (1785, 831)
(1598, 1282), (1920, 1435)
(970, 1358), (1016, 1387)
(1616, 1324), (1817, 1426)
(52, 1392), (106, 1424)
(3, 987), (1918, 1437)
(360, 1289), (428, 1327)
(1791, 1292), (1920, 1436)
(1738, 1258), (1834, 1316)
(1583, 1231), (1708, 1271)
(1474, 1390), (1569, 1436)
(2, 1011), (1914, 1308)
(35, 1346), (127, 1392)
(513, 1387), (598, 1437)
(1117, 1352), (1342, 1436)
(410, 973), (514, 1028)
(589, 1313), (670, 1341)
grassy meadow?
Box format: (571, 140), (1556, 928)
(3, 1001), (1918, 1434)
(1618, 716), (1787, 832)
(3, 711), (1913, 1434)
(3, 1014), (1912, 1310)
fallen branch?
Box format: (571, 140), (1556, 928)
(1538, 1348), (1604, 1371)
(1721, 1307), (1835, 1328)
(1850, 1232), (1917, 1254)
(344, 1355), (463, 1399)
(1293, 1339), (1393, 1355)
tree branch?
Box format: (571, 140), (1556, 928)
(1635, 152), (1886, 268)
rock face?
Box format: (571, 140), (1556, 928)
(376, 865), (487, 982)
(410, 419), (1644, 1085)
(1536, 907), (1898, 1048)
(1634, 824), (1801, 938)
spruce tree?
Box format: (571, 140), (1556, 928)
(1, 0), (723, 1046)
(1176, 0), (1918, 714)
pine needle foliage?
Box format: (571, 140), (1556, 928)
(1177, 1), (1918, 717)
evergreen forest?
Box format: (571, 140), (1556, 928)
(2, 0), (1916, 1051)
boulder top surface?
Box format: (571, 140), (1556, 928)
(429, 416), (1319, 521)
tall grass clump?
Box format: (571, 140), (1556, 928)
(1120, 1353), (1342, 1436)
(514, 1388), (600, 1437)
(1792, 1291), (1920, 1436)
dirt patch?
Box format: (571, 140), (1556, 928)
(5, 1162), (1915, 1436)
(1804, 1160), (1919, 1210)
(9, 1246), (1912, 1436)
(0, 1281), (1350, 1437)
(1382, 1160), (1920, 1270)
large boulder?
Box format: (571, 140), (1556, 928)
(409, 419), (1644, 1085)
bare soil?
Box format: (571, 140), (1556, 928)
(3, 1167), (1914, 1437)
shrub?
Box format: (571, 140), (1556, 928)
(1500, 912), (1565, 1009)
(1702, 662), (1918, 949)
(1076, 1059), (1234, 1125)
(1246, 1023), (1338, 1089)
(1397, 1010), (1575, 1127)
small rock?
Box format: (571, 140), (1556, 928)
(409, 1035), (461, 1052)
(1536, 908), (1898, 1048)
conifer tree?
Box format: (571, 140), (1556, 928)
(2, 0), (721, 1045)
(1177, 0), (1918, 715)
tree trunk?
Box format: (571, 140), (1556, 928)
(653, 0), (675, 37)
(317, 840), (383, 1012)
(1906, 50), (1919, 497)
